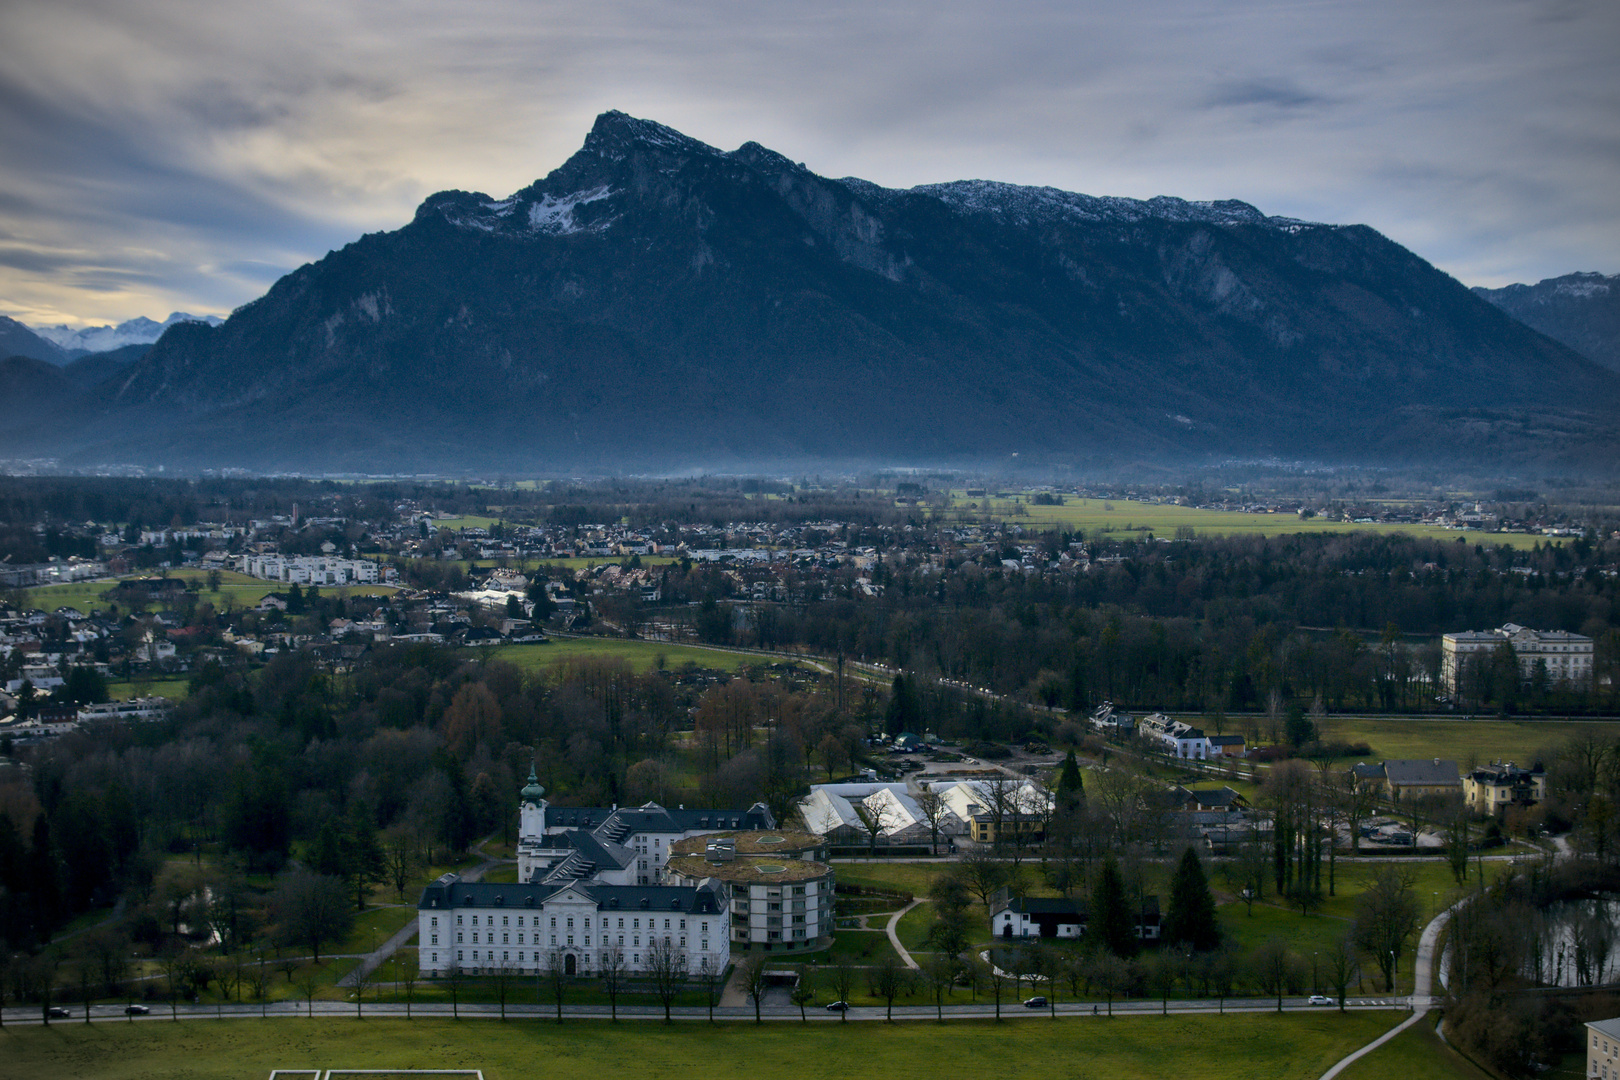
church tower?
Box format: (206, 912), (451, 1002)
(519, 765), (547, 843)
(516, 765), (549, 881)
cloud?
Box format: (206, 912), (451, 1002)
(1205, 77), (1332, 113)
(0, 0), (1616, 323)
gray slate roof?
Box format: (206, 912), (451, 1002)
(1382, 759), (1461, 786)
(418, 873), (725, 915)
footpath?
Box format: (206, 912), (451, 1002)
(338, 839), (509, 989)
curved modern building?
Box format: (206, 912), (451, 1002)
(665, 830), (834, 953)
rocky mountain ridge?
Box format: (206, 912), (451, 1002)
(4, 110), (1615, 475)
(1474, 272), (1620, 373)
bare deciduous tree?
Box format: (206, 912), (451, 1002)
(646, 937), (687, 1024)
(1353, 866), (1422, 992)
(602, 946), (629, 1021)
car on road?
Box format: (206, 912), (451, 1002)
(825, 1001), (849, 1012)
(46, 1006), (71, 1018)
(1023, 996), (1047, 1008)
(123, 1004), (151, 1015)
(1307, 995), (1333, 1006)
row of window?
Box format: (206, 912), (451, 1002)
(431, 914), (708, 933)
(426, 942), (714, 968)
(441, 931), (704, 949)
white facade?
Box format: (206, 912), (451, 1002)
(1442, 624), (1593, 692)
(417, 876), (728, 978)
(76, 697), (173, 723)
(1137, 712), (1211, 759)
(239, 554), (381, 586)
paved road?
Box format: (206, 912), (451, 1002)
(1, 994), (1411, 1027)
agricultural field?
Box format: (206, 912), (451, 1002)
(0, 1012), (1400, 1080)
(933, 494), (1551, 551)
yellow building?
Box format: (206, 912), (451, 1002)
(1463, 762), (1546, 816)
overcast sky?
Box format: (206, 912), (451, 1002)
(1, 0), (1616, 327)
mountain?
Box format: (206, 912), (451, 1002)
(1473, 273), (1620, 373)
(58, 343), (152, 389)
(29, 312), (224, 361)
(0, 316), (70, 365)
(0, 354), (83, 426)
(8, 111), (1618, 475)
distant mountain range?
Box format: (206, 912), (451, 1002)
(1474, 273), (1620, 374)
(2, 111), (1616, 476)
(0, 311), (223, 365)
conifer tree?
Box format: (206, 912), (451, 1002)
(1057, 750), (1084, 803)
(1091, 855), (1136, 958)
(1163, 848), (1220, 951)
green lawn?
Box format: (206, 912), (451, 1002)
(490, 639), (760, 675)
(895, 902), (938, 953)
(335, 903), (418, 957)
(1335, 1017), (1493, 1080)
(0, 1012), (1400, 1080)
(933, 494), (1551, 550)
(830, 862), (950, 899)
(1216, 859), (1484, 995)
(816, 929), (901, 965)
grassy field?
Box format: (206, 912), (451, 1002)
(1318, 717), (1620, 767)
(491, 639), (769, 675)
(838, 856), (1476, 997)
(0, 1012), (1400, 1080)
(936, 495), (1551, 551)
(1335, 1017), (1492, 1080)
(23, 569), (397, 615)
(334, 903), (418, 957)
(831, 862), (951, 898)
(1217, 859), (1490, 995)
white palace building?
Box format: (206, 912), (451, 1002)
(1442, 623), (1594, 693)
(416, 769), (774, 978)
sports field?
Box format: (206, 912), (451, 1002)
(935, 495), (1550, 550)
(0, 1013), (1400, 1080)
(491, 639), (780, 674)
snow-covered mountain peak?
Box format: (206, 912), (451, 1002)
(30, 312), (223, 355)
(583, 111), (719, 160)
(904, 179), (1317, 231)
